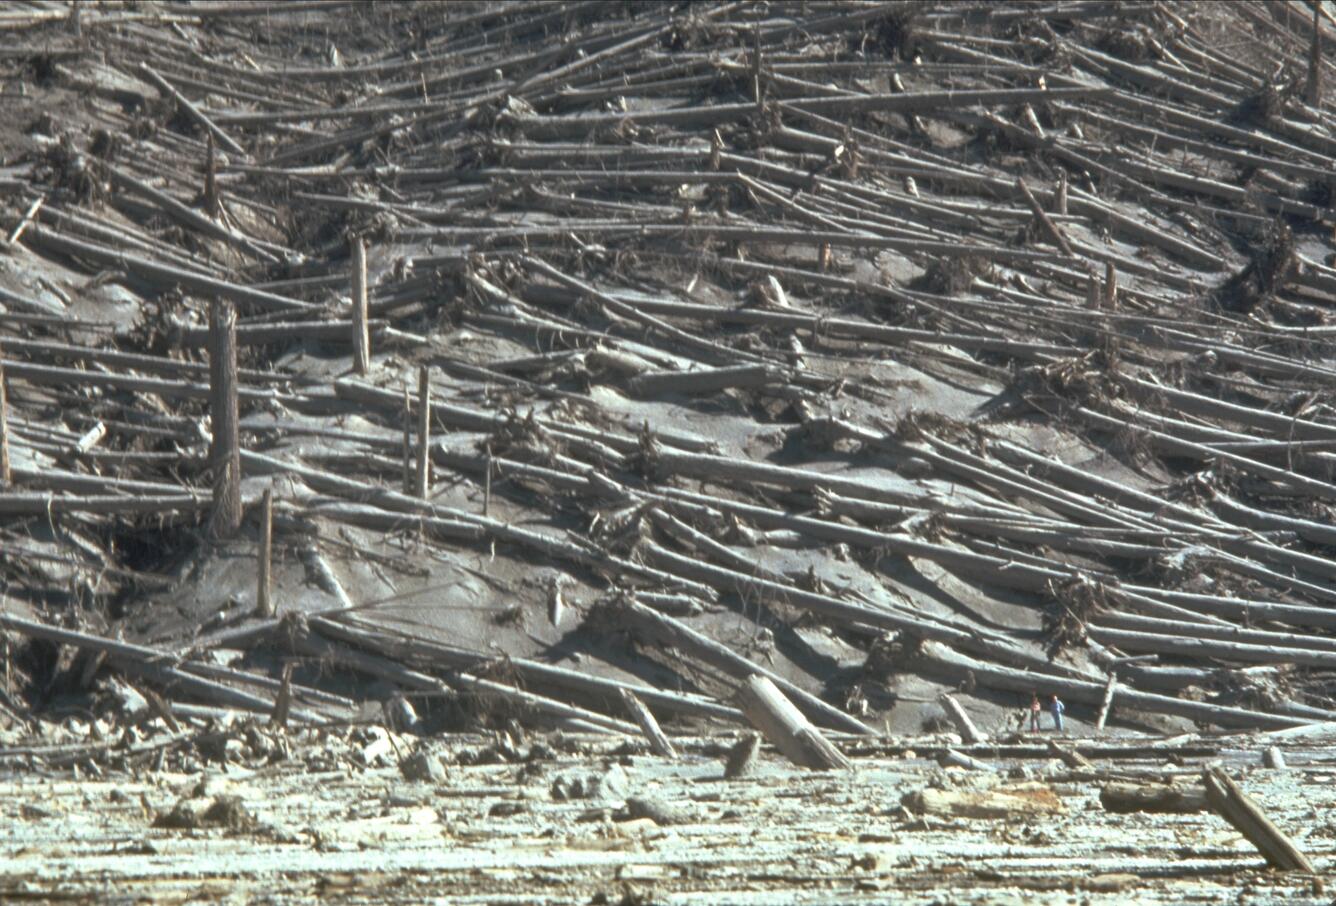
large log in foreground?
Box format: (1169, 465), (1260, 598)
(736, 675), (850, 771)
(1202, 767), (1315, 873)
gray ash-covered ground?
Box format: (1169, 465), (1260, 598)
(1, 0), (1336, 899)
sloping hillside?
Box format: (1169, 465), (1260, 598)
(2, 0), (1336, 748)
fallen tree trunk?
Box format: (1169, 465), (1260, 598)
(913, 639), (1308, 731)
(1100, 781), (1208, 814)
(736, 674), (851, 771)
(1202, 767), (1316, 872)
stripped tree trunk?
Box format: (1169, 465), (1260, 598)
(208, 300), (241, 538)
(736, 674), (850, 771)
(1202, 766), (1315, 872)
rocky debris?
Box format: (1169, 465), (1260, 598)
(398, 747), (446, 784)
(551, 763), (630, 802)
(618, 796), (691, 826)
(155, 794), (257, 832)
(723, 733), (761, 780)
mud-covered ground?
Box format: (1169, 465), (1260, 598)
(2, 728), (1333, 904)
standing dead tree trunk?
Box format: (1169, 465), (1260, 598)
(208, 299), (241, 539)
(256, 487), (273, 617)
(1307, 3), (1323, 107)
(414, 364), (431, 499)
(1095, 673), (1117, 733)
(351, 236), (370, 375)
(0, 340), (10, 487)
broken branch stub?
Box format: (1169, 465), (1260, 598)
(736, 674), (851, 771)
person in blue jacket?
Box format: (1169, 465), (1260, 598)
(1050, 694), (1066, 732)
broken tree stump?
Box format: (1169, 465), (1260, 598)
(1263, 746), (1287, 770)
(736, 674), (850, 771)
(619, 688), (677, 759)
(939, 693), (986, 744)
(1095, 674), (1117, 734)
(208, 299), (241, 538)
(724, 733), (761, 779)
(270, 661), (293, 729)
(1307, 3), (1323, 107)
(1202, 766), (1315, 872)
(402, 384), (412, 494)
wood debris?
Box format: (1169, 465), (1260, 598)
(0, 5), (1331, 876)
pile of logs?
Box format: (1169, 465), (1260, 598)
(0, 0), (1335, 753)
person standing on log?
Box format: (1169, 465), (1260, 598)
(1029, 693), (1042, 733)
(1050, 694), (1066, 733)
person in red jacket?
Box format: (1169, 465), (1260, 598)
(1028, 693), (1041, 732)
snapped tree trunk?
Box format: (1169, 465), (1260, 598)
(736, 674), (850, 771)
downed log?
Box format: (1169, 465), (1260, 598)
(619, 688), (677, 759)
(1046, 739), (1092, 769)
(939, 693), (987, 744)
(938, 748), (996, 771)
(0, 612), (333, 722)
(619, 599), (875, 735)
(914, 639), (1307, 730)
(735, 674), (850, 771)
(1099, 781), (1208, 814)
(903, 783), (1065, 819)
(1202, 766), (1315, 872)
(139, 62), (247, 157)
(308, 613), (743, 725)
(294, 622), (638, 736)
